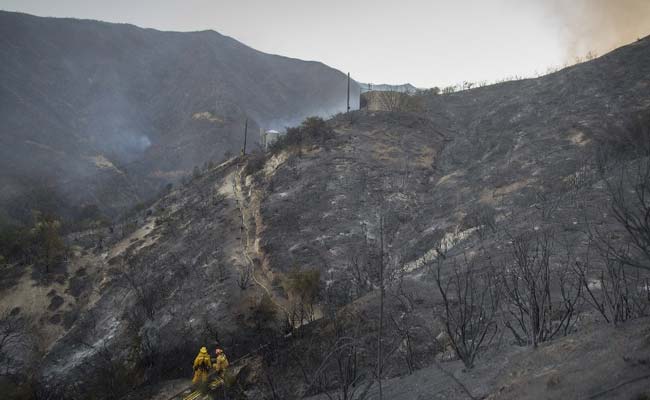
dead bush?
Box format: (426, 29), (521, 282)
(574, 252), (650, 325)
(433, 256), (500, 369)
(603, 160), (650, 271)
(115, 261), (162, 321)
(600, 112), (650, 158)
(305, 310), (373, 400)
(237, 265), (252, 291)
(501, 231), (583, 347)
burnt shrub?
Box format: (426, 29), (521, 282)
(66, 267), (90, 299)
(48, 295), (64, 311)
(596, 111), (650, 162)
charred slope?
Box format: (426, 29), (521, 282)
(257, 38), (650, 279)
(0, 11), (360, 218)
(26, 37), (650, 397)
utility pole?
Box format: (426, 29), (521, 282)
(377, 213), (385, 400)
(242, 118), (248, 156)
(347, 72), (351, 112)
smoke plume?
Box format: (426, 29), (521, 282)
(546, 0), (650, 60)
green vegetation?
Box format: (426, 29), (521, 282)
(31, 212), (66, 273)
(0, 212), (67, 272)
(284, 266), (321, 328)
(269, 116), (334, 154)
(241, 116), (335, 177)
(68, 204), (111, 233)
(251, 293), (278, 333)
(0, 221), (31, 262)
(284, 266), (321, 303)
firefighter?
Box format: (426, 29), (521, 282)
(192, 346), (212, 385)
(209, 348), (230, 390)
(213, 348), (229, 375)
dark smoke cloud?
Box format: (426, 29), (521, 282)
(546, 0), (650, 60)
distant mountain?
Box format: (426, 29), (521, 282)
(0, 11), (360, 219)
(358, 82), (419, 93)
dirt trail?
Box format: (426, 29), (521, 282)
(230, 158), (325, 324)
(231, 164), (289, 315)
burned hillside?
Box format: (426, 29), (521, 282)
(2, 33), (650, 400)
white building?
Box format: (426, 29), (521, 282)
(260, 129), (282, 151)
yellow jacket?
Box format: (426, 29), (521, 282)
(192, 347), (212, 385)
(213, 354), (229, 374)
(193, 347), (212, 372)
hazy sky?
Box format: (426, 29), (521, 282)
(2, 0), (650, 87)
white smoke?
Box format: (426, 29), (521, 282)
(544, 0), (650, 60)
(120, 133), (151, 153)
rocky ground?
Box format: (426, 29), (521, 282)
(304, 316), (650, 400)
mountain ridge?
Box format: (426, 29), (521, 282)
(0, 10), (361, 220)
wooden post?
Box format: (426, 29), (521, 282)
(377, 213), (384, 400)
(347, 72), (351, 112)
(242, 119), (248, 155)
